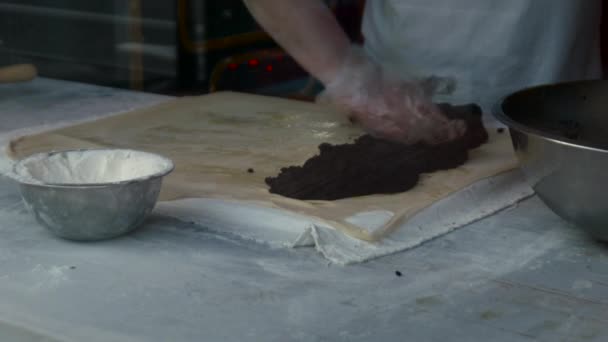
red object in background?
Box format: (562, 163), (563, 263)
(248, 59), (260, 67)
(266, 64), (273, 72)
(228, 63), (238, 71)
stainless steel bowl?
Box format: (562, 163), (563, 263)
(13, 149), (174, 241)
(494, 80), (608, 241)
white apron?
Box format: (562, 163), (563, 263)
(362, 0), (603, 111)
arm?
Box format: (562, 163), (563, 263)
(244, 0), (465, 144)
(243, 0), (349, 84)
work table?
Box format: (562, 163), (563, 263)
(0, 78), (606, 342)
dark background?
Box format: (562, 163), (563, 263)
(0, 0), (605, 100)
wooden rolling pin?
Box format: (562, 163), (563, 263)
(0, 64), (37, 83)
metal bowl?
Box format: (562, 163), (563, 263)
(12, 149), (174, 241)
(494, 80), (608, 241)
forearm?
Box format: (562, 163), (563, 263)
(243, 0), (351, 84)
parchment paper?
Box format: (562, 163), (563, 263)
(7, 92), (518, 242)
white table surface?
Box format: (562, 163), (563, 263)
(0, 78), (606, 342)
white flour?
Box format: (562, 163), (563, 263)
(11, 149), (173, 185)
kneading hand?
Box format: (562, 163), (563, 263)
(318, 47), (466, 145)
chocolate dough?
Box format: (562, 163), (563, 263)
(265, 104), (489, 201)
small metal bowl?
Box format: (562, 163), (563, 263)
(494, 80), (608, 241)
(12, 149), (174, 241)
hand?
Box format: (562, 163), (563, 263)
(317, 47), (466, 145)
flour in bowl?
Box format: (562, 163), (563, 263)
(13, 149), (173, 185)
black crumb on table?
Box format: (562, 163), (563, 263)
(70, 266), (76, 270)
(247, 168), (255, 174)
(395, 270), (403, 277)
(497, 128), (505, 133)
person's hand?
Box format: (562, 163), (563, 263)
(317, 47), (466, 145)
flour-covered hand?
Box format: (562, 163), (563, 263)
(317, 47), (466, 145)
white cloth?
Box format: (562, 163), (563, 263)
(362, 0), (603, 111)
(154, 169), (533, 265)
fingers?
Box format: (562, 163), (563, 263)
(318, 70), (467, 145)
(419, 119), (467, 145)
(339, 93), (467, 145)
(412, 103), (467, 145)
(348, 105), (467, 145)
